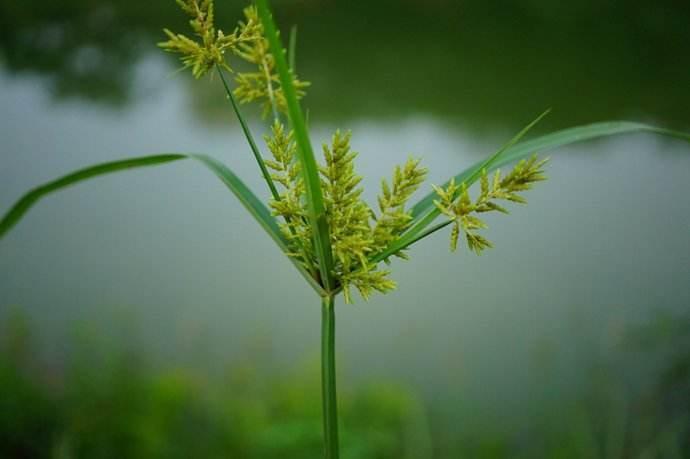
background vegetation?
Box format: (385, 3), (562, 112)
(2, 310), (688, 457)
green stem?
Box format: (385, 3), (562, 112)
(288, 25), (298, 72)
(329, 220), (452, 297)
(256, 0), (336, 292)
(321, 295), (340, 459)
(215, 64), (319, 281)
(215, 65), (281, 202)
(261, 56), (280, 121)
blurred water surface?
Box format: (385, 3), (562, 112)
(1, 0), (689, 456)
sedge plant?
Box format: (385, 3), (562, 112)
(1, 1), (690, 457)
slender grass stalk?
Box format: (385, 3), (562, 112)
(256, 0), (336, 292)
(255, 3), (341, 454)
(216, 63), (318, 280)
(215, 64), (280, 202)
(410, 121), (690, 221)
(376, 110), (549, 263)
(288, 26), (298, 72)
(321, 295), (339, 459)
(261, 56), (280, 121)
(375, 220), (452, 263)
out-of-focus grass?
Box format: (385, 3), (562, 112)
(1, 310), (688, 458)
(0, 311), (430, 459)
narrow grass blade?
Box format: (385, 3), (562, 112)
(191, 154), (325, 294)
(256, 0), (335, 292)
(461, 110), (549, 188)
(0, 153), (325, 295)
(376, 120), (690, 263)
(373, 110), (548, 263)
(411, 121), (690, 220)
(216, 65), (281, 202)
(288, 25), (298, 72)
(190, 154), (284, 247)
(0, 154), (184, 238)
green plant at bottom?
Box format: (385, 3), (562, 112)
(1, 0), (690, 457)
(0, 313), (429, 459)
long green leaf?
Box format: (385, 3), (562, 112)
(288, 25), (298, 72)
(215, 65), (281, 202)
(411, 121), (690, 219)
(0, 154), (185, 238)
(453, 109), (550, 192)
(372, 111), (547, 263)
(189, 154), (285, 249)
(256, 0), (335, 292)
(0, 153), (325, 295)
(374, 121), (690, 263)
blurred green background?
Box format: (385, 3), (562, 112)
(1, 0), (689, 457)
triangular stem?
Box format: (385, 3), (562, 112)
(321, 294), (340, 458)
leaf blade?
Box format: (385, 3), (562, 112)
(373, 121), (690, 263)
(372, 111), (547, 263)
(288, 25), (298, 72)
(256, 0), (335, 292)
(0, 154), (185, 238)
(0, 153), (325, 295)
(411, 121), (690, 219)
(190, 154), (326, 294)
(215, 65), (281, 202)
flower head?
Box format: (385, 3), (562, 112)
(233, 6), (310, 117)
(434, 155), (548, 254)
(158, 0), (261, 78)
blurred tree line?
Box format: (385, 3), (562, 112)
(0, 0), (688, 129)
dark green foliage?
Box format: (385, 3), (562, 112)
(0, 314), (59, 458)
(1, 312), (689, 458)
(0, 316), (423, 459)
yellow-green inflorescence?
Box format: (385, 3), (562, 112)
(160, 0), (548, 302)
(264, 122), (428, 303)
(159, 1), (308, 115)
(433, 156), (548, 254)
(233, 6), (310, 118)
(159, 0), (261, 78)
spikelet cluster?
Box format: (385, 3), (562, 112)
(233, 6), (310, 117)
(265, 125), (427, 303)
(160, 0), (550, 303)
(373, 158), (428, 260)
(159, 0), (261, 78)
(263, 122), (315, 271)
(433, 155), (548, 253)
